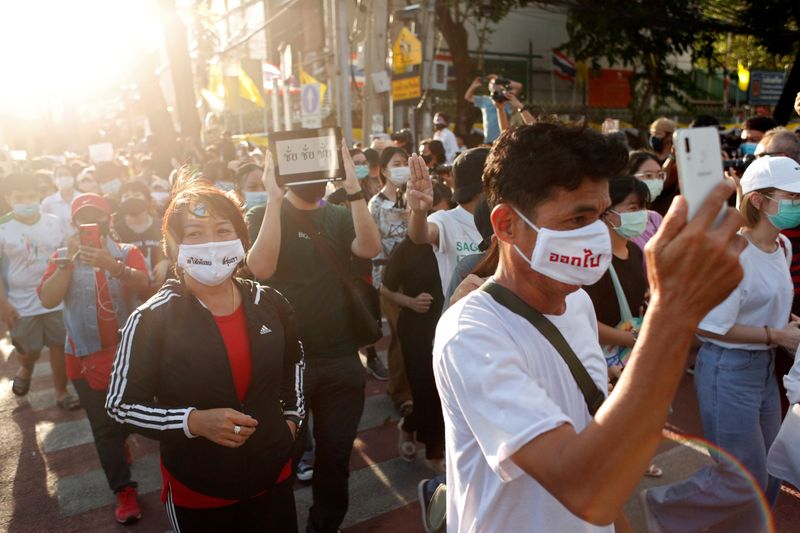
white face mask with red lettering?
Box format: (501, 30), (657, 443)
(512, 206), (612, 286)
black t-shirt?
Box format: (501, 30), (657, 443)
(114, 217), (164, 272)
(584, 241), (647, 327)
(383, 237), (443, 324)
(267, 202), (357, 358)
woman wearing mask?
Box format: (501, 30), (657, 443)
(114, 181), (168, 292)
(643, 157), (800, 532)
(419, 139), (446, 172)
(106, 184), (305, 532)
(234, 163), (267, 211)
(380, 180), (453, 471)
(367, 147), (412, 407)
(626, 150), (665, 251)
(361, 148), (384, 199)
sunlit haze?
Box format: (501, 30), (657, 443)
(0, 0), (162, 121)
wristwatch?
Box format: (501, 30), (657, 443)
(346, 190), (365, 202)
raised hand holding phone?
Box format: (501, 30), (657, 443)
(674, 127), (728, 223)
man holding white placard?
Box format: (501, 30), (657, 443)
(247, 138), (381, 533)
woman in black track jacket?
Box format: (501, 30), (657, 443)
(106, 183), (305, 532)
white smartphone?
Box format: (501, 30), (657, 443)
(674, 127), (726, 222)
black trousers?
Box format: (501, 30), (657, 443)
(397, 315), (444, 460)
(303, 355), (365, 533)
(71, 378), (134, 492)
(166, 477), (297, 532)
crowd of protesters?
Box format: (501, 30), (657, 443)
(1, 86), (800, 533)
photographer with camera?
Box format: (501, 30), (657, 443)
(464, 74), (522, 144)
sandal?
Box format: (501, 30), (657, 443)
(645, 464), (663, 478)
(11, 375), (31, 397)
(397, 419), (416, 462)
(56, 394), (81, 411)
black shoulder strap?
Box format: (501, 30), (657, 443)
(479, 281), (605, 416)
(285, 206), (357, 292)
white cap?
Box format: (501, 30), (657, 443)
(740, 156), (800, 195)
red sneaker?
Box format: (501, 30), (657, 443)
(114, 486), (142, 524)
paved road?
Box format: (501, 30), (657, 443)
(0, 336), (798, 532)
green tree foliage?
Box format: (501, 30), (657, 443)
(435, 0), (532, 133)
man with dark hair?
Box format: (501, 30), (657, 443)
(412, 123), (747, 531)
(433, 112), (459, 164)
(742, 116), (780, 145)
(1, 173), (77, 409)
(247, 144), (381, 533)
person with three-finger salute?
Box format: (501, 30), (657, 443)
(105, 183), (305, 532)
(380, 179), (455, 471)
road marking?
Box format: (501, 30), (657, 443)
(36, 419), (93, 453)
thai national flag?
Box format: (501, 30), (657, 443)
(552, 50), (576, 82)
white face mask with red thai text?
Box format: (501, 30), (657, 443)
(512, 206), (612, 286)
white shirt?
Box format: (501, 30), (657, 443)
(0, 213), (65, 316)
(41, 190), (76, 236)
(434, 127), (459, 164)
(433, 286), (613, 533)
(698, 235), (792, 350)
(428, 206), (482, 294)
(367, 192), (408, 288)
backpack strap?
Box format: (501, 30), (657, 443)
(479, 281), (605, 416)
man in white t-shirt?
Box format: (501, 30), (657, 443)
(433, 113), (459, 164)
(406, 123), (748, 532)
(1, 173), (78, 409)
(407, 148), (485, 294)
(41, 164), (78, 237)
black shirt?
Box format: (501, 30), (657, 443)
(267, 202), (357, 358)
(383, 237), (444, 324)
(584, 242), (647, 326)
(114, 216), (164, 272)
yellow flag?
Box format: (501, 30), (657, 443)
(239, 67), (265, 107)
(299, 67), (327, 102)
(737, 62), (750, 93)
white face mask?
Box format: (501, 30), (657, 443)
(512, 206), (612, 286)
(387, 166), (410, 186)
(178, 239), (244, 286)
(55, 176), (74, 190)
(642, 179), (664, 201)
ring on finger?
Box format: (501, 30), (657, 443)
(234, 424), (241, 436)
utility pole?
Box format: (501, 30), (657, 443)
(333, 0), (353, 145)
(419, 0), (435, 142)
(361, 0), (389, 143)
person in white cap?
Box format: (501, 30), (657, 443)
(642, 156), (800, 532)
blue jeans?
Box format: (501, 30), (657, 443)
(646, 343), (782, 532)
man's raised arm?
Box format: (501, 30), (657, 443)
(509, 183), (746, 524)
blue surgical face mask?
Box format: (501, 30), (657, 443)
(12, 202), (40, 218)
(354, 165), (370, 180)
(244, 191), (268, 207)
(100, 178), (121, 195)
(215, 181), (235, 192)
(766, 197), (800, 230)
(610, 209), (648, 239)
